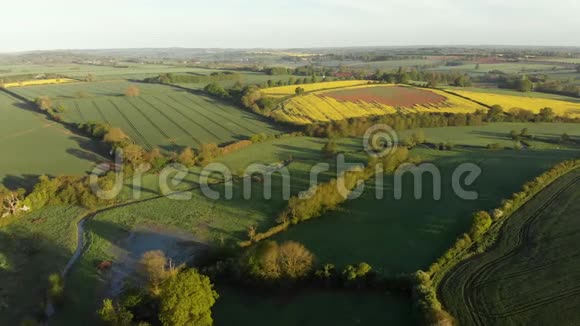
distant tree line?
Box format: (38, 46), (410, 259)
(304, 106), (578, 139)
(478, 70), (579, 97)
(143, 71), (241, 85)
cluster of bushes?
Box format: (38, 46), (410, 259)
(205, 240), (411, 294)
(78, 121), (111, 138)
(486, 143), (502, 150)
(33, 96), (66, 121)
(413, 159), (580, 325)
(98, 250), (218, 326)
(403, 131), (426, 148)
(436, 142), (454, 151)
(239, 147), (410, 247)
(25, 174), (117, 210)
(248, 132), (304, 144)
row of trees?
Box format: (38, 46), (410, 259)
(305, 105), (577, 140)
(478, 70), (579, 97)
(370, 68), (473, 88)
(238, 147), (411, 247)
(305, 112), (487, 138)
(143, 72), (241, 85)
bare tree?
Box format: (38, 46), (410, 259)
(0, 187), (25, 217)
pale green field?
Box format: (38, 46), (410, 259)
(10, 81), (282, 151)
(0, 91), (105, 189)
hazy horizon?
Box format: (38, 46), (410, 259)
(1, 0), (578, 53)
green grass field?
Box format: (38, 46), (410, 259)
(213, 286), (414, 326)
(273, 123), (580, 273)
(274, 147), (578, 274)
(11, 81), (281, 151)
(440, 168), (580, 326)
(0, 91), (106, 189)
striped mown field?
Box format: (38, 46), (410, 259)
(10, 81), (281, 151)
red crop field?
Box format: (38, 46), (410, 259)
(322, 85), (447, 107)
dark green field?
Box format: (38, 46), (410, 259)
(440, 168), (580, 326)
(274, 148), (579, 274)
(213, 287), (414, 326)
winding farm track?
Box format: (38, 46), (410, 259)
(439, 168), (580, 326)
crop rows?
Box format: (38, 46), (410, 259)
(440, 170), (580, 325)
(55, 88), (278, 150)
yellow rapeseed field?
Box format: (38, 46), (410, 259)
(262, 80), (371, 98)
(1, 78), (77, 88)
(270, 84), (487, 124)
(450, 90), (580, 119)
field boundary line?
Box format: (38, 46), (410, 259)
(139, 96), (206, 146)
(91, 100), (109, 124)
(123, 97), (176, 147)
(108, 99), (153, 150)
(178, 94), (264, 135)
(166, 94), (242, 135)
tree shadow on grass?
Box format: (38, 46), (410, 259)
(0, 226), (70, 325)
(1, 174), (44, 192)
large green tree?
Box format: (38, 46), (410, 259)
(159, 269), (219, 326)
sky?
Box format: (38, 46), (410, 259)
(0, 0), (578, 52)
